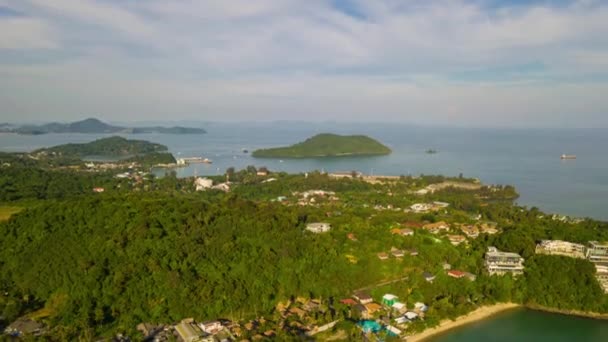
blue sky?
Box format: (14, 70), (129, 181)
(1, 0), (607, 127)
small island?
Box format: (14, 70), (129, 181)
(252, 133), (391, 158)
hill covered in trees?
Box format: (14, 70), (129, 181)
(252, 133), (391, 158)
(35, 136), (169, 158)
(0, 168), (607, 340)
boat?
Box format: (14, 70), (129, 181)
(202, 158), (212, 164)
(242, 149), (249, 154)
(426, 149), (438, 154)
(561, 154), (576, 160)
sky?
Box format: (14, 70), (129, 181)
(1, 0), (608, 127)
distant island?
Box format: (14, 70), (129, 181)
(252, 133), (391, 158)
(4, 118), (206, 135)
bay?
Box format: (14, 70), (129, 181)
(1, 122), (607, 221)
(428, 309), (608, 342)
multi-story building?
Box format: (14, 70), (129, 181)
(535, 240), (586, 259)
(595, 265), (608, 293)
(485, 246), (525, 276)
(586, 241), (608, 265)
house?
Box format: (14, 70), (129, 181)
(587, 241), (608, 264)
(386, 325), (402, 336)
(92, 187), (105, 193)
(382, 294), (399, 306)
(194, 177), (213, 191)
(464, 272), (477, 281)
(394, 316), (409, 324)
(410, 203), (432, 213)
(364, 302), (382, 315)
(391, 228), (414, 236)
(347, 233), (357, 241)
(340, 298), (357, 306)
(211, 182), (231, 192)
(354, 304), (370, 319)
(409, 249), (419, 256)
(353, 291), (373, 304)
(414, 302), (428, 312)
(432, 201), (450, 209)
(256, 169), (269, 176)
(485, 246), (525, 276)
(404, 311), (419, 320)
(305, 222), (331, 233)
(447, 234), (467, 246)
(423, 271), (436, 282)
(390, 248), (405, 258)
(199, 320), (223, 334)
(175, 320), (204, 342)
(391, 302), (407, 313)
(535, 240), (586, 258)
(442, 263), (452, 270)
(479, 222), (500, 235)
(378, 252), (389, 260)
(448, 270), (467, 278)
(289, 307), (307, 318)
(423, 221), (450, 234)
(460, 225), (480, 238)
(4, 318), (44, 337)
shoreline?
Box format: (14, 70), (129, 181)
(526, 304), (608, 320)
(405, 303), (521, 342)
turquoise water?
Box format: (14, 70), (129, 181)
(1, 122), (607, 220)
(428, 309), (608, 342)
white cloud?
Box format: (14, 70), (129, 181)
(1, 0), (608, 126)
(0, 17), (57, 49)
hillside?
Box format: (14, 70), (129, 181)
(12, 118), (206, 135)
(252, 133), (392, 158)
(36, 136), (169, 157)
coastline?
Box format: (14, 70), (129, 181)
(526, 304), (608, 320)
(405, 303), (521, 342)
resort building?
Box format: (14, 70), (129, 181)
(305, 222), (331, 233)
(485, 246), (525, 276)
(423, 221), (450, 234)
(194, 177), (213, 191)
(447, 234), (467, 246)
(382, 294), (399, 306)
(459, 225), (479, 238)
(535, 240), (586, 259)
(175, 319), (204, 342)
(595, 265), (608, 293)
(586, 241), (608, 265)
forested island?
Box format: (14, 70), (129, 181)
(36, 136), (168, 158)
(1, 150), (607, 341)
(252, 133), (391, 158)
(1, 118), (206, 135)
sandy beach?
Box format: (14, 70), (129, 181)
(406, 303), (521, 342)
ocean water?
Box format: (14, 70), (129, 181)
(1, 122), (607, 221)
(428, 309), (608, 342)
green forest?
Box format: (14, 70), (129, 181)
(1, 166), (607, 340)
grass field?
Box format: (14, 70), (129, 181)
(0, 205), (24, 222)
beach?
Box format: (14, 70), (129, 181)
(406, 303), (521, 342)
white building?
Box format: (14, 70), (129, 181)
(485, 246), (525, 276)
(194, 177), (213, 191)
(306, 222), (331, 233)
(535, 240), (586, 258)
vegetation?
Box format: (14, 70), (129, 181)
(0, 164), (607, 340)
(0, 205), (23, 222)
(123, 152), (176, 166)
(35, 136), (168, 158)
(252, 133), (391, 158)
